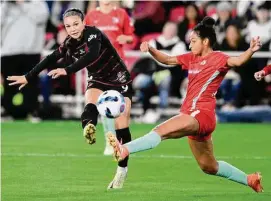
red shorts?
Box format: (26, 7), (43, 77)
(182, 109), (216, 141)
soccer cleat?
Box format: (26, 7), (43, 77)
(247, 172), (263, 193)
(83, 123), (96, 144)
(107, 167), (128, 189)
(107, 132), (129, 162)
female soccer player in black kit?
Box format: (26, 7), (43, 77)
(7, 8), (132, 189)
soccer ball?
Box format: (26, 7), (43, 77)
(96, 90), (125, 118)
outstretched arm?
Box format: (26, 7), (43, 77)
(140, 42), (178, 66)
(48, 35), (101, 79)
(7, 48), (65, 90)
(227, 37), (261, 67)
(26, 48), (65, 80)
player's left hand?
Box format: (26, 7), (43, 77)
(250, 36), (262, 52)
(47, 68), (67, 79)
(116, 35), (130, 44)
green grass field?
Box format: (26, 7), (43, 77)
(1, 122), (271, 201)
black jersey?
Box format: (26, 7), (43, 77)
(25, 26), (131, 86)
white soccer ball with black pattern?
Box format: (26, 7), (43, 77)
(96, 90), (126, 118)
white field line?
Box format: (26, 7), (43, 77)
(1, 153), (270, 160)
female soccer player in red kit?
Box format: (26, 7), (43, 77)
(255, 64), (271, 81)
(108, 17), (263, 193)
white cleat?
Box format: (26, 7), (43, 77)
(107, 166), (127, 189)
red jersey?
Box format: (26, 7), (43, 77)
(85, 7), (134, 59)
(263, 64), (271, 75)
(177, 51), (229, 112)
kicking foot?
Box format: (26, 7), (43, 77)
(107, 132), (129, 162)
(83, 123), (96, 144)
(107, 167), (127, 189)
(248, 172), (263, 193)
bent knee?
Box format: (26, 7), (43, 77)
(198, 161), (218, 175)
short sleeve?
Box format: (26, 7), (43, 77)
(176, 53), (193, 70)
(216, 52), (230, 73)
(263, 64), (271, 75)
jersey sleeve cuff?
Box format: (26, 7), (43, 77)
(64, 67), (72, 75)
(25, 73), (32, 82)
(263, 66), (271, 76)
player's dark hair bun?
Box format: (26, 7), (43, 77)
(193, 16), (217, 48)
(201, 17), (215, 28)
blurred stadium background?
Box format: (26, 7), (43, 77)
(1, 1), (271, 201)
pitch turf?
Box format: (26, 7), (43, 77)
(1, 121), (271, 201)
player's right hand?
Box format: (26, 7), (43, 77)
(254, 70), (265, 81)
(249, 36), (262, 52)
(7, 75), (28, 90)
(140, 42), (149, 52)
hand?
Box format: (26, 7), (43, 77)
(47, 68), (67, 79)
(116, 35), (129, 44)
(249, 36), (262, 52)
(254, 70), (265, 81)
(6, 75), (28, 90)
(140, 42), (150, 52)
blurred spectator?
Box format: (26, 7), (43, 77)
(1, 0), (49, 119)
(245, 3), (271, 50)
(219, 24), (246, 110)
(177, 4), (201, 49)
(85, 0), (134, 59)
(220, 24), (249, 54)
(132, 1), (165, 37)
(220, 23), (265, 107)
(215, 1), (240, 45)
(236, 0), (270, 22)
(133, 22), (186, 123)
(162, 1), (186, 20)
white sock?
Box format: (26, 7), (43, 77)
(117, 166), (128, 172)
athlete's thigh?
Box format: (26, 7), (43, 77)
(115, 97), (131, 129)
(85, 88), (103, 104)
(188, 138), (217, 167)
(154, 113), (199, 140)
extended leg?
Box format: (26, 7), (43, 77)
(188, 138), (263, 193)
(108, 113), (199, 160)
